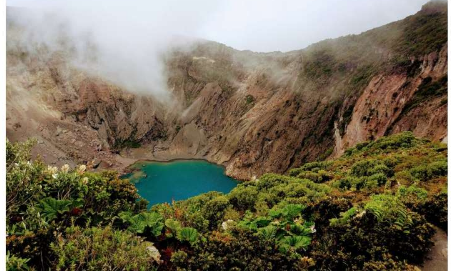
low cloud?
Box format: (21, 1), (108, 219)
(7, 0), (219, 100)
(7, 0), (432, 98)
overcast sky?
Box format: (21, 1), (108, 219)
(7, 0), (432, 52)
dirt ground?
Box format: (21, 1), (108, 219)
(421, 227), (448, 271)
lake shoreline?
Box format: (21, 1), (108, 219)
(122, 159), (240, 207)
(121, 156), (235, 178)
(116, 144), (251, 181)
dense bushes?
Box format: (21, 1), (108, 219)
(410, 160), (447, 181)
(420, 192), (448, 231)
(344, 131), (419, 156)
(170, 228), (313, 271)
(312, 194), (435, 270)
(6, 139), (150, 270)
(51, 226), (159, 271)
(395, 3), (448, 59)
(6, 132), (447, 270)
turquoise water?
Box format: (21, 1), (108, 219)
(122, 160), (239, 208)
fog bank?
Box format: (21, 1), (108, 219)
(6, 0), (433, 97)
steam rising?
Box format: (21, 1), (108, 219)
(7, 0), (218, 100)
(7, 0), (432, 98)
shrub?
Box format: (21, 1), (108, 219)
(364, 194), (412, 229)
(170, 228), (313, 271)
(333, 177), (353, 190)
(50, 225), (159, 270)
(6, 139), (45, 220)
(397, 185), (428, 202)
(351, 159), (389, 177)
(429, 160), (447, 177)
(329, 207), (358, 226)
(421, 192), (448, 231)
(367, 173), (388, 187)
(292, 170), (332, 183)
(228, 186), (259, 210)
(245, 94), (255, 104)
(410, 160), (447, 181)
(6, 252), (30, 271)
(345, 132), (418, 156)
(289, 161), (332, 175)
(256, 173), (295, 190)
(202, 196), (230, 229)
(6, 140), (148, 268)
(317, 199), (434, 269)
(410, 165), (430, 180)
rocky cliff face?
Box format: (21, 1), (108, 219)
(6, 2), (448, 180)
(334, 46), (448, 157)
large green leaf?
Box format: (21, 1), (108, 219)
(176, 227), (199, 244)
(37, 197), (72, 221)
(145, 212), (165, 236)
(127, 215), (147, 233)
(269, 204), (305, 221)
(118, 211), (133, 222)
(289, 223), (313, 236)
(281, 204), (305, 220)
(165, 218), (182, 237)
(258, 225), (278, 240)
(278, 235), (311, 253)
(124, 212), (164, 236)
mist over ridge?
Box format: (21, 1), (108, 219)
(6, 0), (435, 98)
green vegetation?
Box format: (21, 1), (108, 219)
(113, 138), (142, 149)
(400, 75), (448, 117)
(394, 3), (448, 57)
(51, 226), (158, 271)
(297, 1), (447, 95)
(303, 50), (337, 81)
(245, 94), (255, 104)
(6, 132), (447, 270)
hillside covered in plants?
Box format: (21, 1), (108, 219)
(6, 132), (447, 270)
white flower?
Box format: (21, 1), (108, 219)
(52, 173), (58, 179)
(47, 166), (58, 175)
(221, 219), (235, 231)
(77, 165), (87, 175)
(310, 225), (316, 234)
(356, 210), (366, 218)
(82, 177), (89, 185)
(61, 164), (70, 173)
(221, 221), (228, 231)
